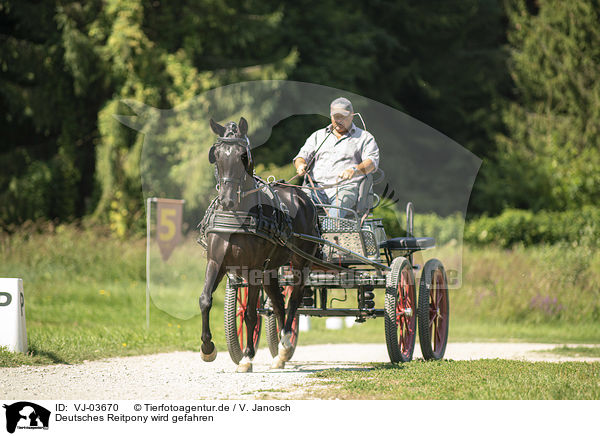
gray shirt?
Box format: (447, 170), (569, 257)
(293, 123), (379, 199)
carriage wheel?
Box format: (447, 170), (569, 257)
(266, 285), (300, 359)
(384, 256), (417, 363)
(224, 277), (262, 364)
(418, 259), (449, 360)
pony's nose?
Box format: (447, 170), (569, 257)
(222, 199), (235, 209)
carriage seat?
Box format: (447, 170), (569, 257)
(379, 237), (435, 250)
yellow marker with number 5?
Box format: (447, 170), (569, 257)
(158, 208), (176, 241)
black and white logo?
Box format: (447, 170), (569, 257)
(3, 402), (50, 433)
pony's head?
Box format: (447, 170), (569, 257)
(208, 117), (253, 210)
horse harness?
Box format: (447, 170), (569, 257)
(198, 135), (297, 268)
(197, 175), (294, 248)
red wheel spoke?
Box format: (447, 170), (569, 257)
(436, 291), (443, 308)
(238, 325), (244, 347)
(395, 265), (415, 358)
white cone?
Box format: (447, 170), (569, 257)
(325, 317), (343, 330)
(299, 315), (310, 332)
(0, 278), (27, 353)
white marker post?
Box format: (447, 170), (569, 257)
(325, 317), (343, 330)
(146, 197), (157, 330)
(0, 278), (28, 353)
(145, 197), (185, 329)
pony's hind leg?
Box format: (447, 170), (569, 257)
(200, 259), (225, 362)
(237, 283), (261, 373)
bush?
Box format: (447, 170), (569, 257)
(414, 213), (464, 246)
(464, 207), (600, 248)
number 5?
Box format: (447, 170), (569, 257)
(158, 208), (176, 241)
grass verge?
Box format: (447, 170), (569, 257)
(308, 359), (600, 399)
(535, 345), (600, 358)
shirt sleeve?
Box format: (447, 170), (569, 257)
(361, 132), (379, 171)
(293, 130), (318, 163)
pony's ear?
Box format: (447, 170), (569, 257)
(208, 145), (217, 164)
(210, 118), (226, 136)
(238, 117), (248, 137)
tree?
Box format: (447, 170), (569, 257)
(92, 0), (297, 235)
(0, 0), (107, 225)
(482, 0), (600, 212)
(0, 0), (297, 232)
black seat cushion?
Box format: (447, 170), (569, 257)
(379, 237), (435, 250)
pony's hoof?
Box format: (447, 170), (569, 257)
(270, 356), (285, 370)
(277, 331), (293, 362)
(236, 357), (253, 373)
(201, 347), (217, 362)
(278, 346), (294, 362)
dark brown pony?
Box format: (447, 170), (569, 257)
(200, 117), (319, 372)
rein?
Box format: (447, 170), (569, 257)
(241, 174), (363, 198)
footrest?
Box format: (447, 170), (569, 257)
(379, 237), (435, 250)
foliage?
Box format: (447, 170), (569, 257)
(2, 0), (599, 233)
(91, 0), (297, 236)
(464, 206), (600, 247)
(453, 242), (600, 326)
(0, 1), (105, 225)
(414, 213), (465, 246)
(1, 0), (509, 230)
(374, 205), (600, 248)
(479, 0), (600, 213)
(0, 0), (297, 232)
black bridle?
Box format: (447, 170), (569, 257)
(211, 136), (255, 204)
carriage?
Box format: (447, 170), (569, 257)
(222, 185), (449, 365)
(200, 117), (449, 371)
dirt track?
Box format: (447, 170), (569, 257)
(1, 342), (598, 400)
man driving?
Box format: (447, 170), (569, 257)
(293, 97), (380, 217)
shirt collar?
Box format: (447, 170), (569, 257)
(326, 123), (357, 135)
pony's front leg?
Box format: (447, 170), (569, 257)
(237, 283), (261, 373)
(278, 266), (306, 363)
(200, 259), (225, 362)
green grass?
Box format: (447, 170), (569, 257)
(535, 345), (600, 358)
(308, 359), (600, 399)
(1, 223), (599, 367)
(448, 320), (600, 344)
(0, 223), (219, 367)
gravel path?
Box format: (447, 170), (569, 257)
(1, 342), (598, 400)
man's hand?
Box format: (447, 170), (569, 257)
(338, 167), (357, 180)
(296, 163), (307, 176)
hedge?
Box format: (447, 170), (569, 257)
(464, 207), (600, 247)
(382, 207), (600, 248)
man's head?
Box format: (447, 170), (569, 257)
(330, 97), (354, 133)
